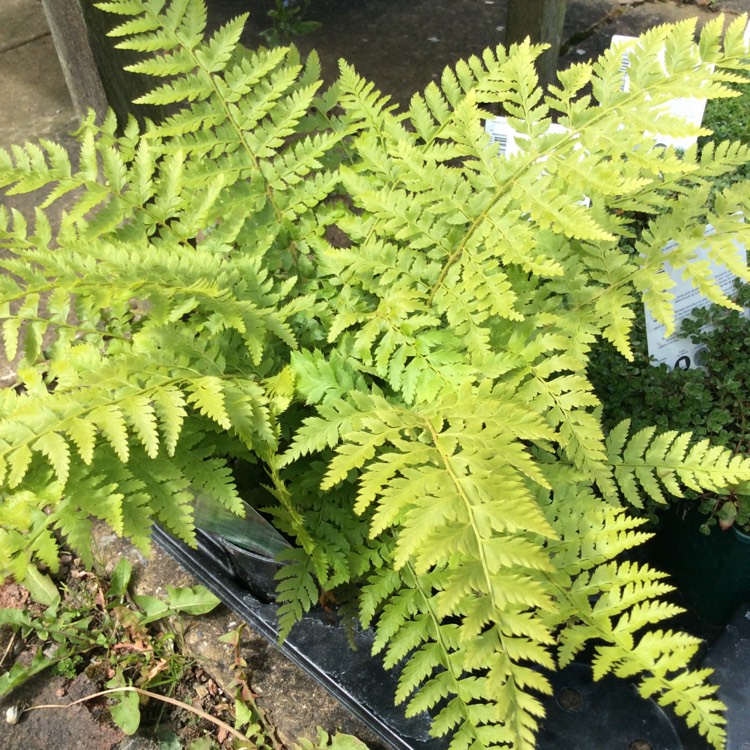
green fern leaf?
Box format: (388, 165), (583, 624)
(151, 386), (187, 456)
(275, 547), (320, 642)
(2, 318), (21, 362)
(608, 421), (750, 506)
(130, 450), (195, 545)
(185, 377), (231, 430)
(7, 445), (33, 489)
(91, 404), (130, 462)
(54, 504), (96, 568)
(32, 432), (70, 485)
(126, 394), (160, 459)
(32, 527), (61, 573)
(64, 418), (97, 465)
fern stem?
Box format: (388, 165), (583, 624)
(0, 315), (130, 343)
(402, 562), (479, 742)
(0, 631), (17, 669)
(421, 417), (551, 746)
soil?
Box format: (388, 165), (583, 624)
(2, 0), (750, 748)
(0, 524), (382, 750)
(0, 556), (244, 750)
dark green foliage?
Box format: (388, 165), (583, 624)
(682, 282), (750, 447)
(2, 2), (750, 748)
(261, 0), (321, 46)
(702, 75), (750, 177)
(591, 281), (750, 531)
(591, 303), (745, 445)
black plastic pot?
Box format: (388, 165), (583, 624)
(216, 536), (283, 604)
(702, 602), (750, 750)
(154, 525), (442, 750)
(154, 525), (700, 750)
(649, 506), (750, 629)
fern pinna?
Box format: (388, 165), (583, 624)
(1, 2), (750, 748)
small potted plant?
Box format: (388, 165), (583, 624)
(591, 278), (750, 627)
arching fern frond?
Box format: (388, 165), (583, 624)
(606, 419), (750, 507)
(361, 560), (554, 750)
(282, 385), (559, 747)
(542, 475), (727, 749)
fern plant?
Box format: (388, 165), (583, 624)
(2, 2), (750, 748)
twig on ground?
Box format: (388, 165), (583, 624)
(20, 685), (256, 747)
(0, 631), (17, 669)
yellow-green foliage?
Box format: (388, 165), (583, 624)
(1, 1), (750, 748)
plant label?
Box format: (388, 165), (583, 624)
(644, 225), (748, 370)
(484, 116), (568, 158)
(484, 118), (590, 205)
(484, 116), (522, 157)
(611, 34), (712, 151)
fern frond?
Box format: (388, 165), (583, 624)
(607, 419), (750, 506)
(282, 387), (559, 749)
(280, 397), (365, 467)
(338, 62), (405, 141)
(544, 471), (727, 748)
(185, 376), (231, 430)
(102, 0), (207, 56)
(290, 349), (367, 405)
(275, 546), (320, 641)
(519, 370), (615, 498)
(0, 359), (275, 495)
(363, 562), (552, 750)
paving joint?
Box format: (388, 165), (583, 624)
(0, 31), (52, 56)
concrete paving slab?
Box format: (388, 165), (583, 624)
(0, 0), (49, 54)
(0, 33), (77, 148)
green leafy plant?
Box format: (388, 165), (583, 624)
(261, 0), (321, 46)
(590, 280), (750, 532)
(1, 2), (750, 748)
(0, 558), (221, 734)
(296, 727), (369, 750)
(703, 76), (750, 146)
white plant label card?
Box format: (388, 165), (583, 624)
(484, 116), (522, 157)
(611, 34), (711, 151)
(484, 117), (568, 158)
(644, 226), (748, 370)
(483, 118), (590, 205)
